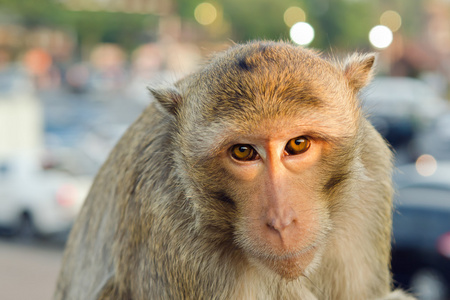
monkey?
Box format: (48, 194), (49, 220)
(54, 41), (415, 300)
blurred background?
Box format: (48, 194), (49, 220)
(0, 0), (449, 299)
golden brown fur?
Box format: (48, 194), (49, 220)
(55, 41), (415, 300)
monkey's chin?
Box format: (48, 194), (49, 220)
(261, 246), (318, 280)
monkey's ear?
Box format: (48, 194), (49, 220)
(343, 53), (376, 92)
(148, 86), (182, 115)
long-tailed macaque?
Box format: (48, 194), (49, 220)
(55, 41), (415, 299)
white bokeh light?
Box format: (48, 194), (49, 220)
(369, 25), (393, 49)
(415, 154), (438, 177)
(290, 22), (315, 46)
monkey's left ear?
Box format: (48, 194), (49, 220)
(342, 53), (376, 92)
(148, 86), (182, 115)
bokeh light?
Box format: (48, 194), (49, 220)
(23, 48), (52, 76)
(284, 7), (306, 28)
(290, 22), (314, 46)
(437, 233), (450, 258)
(415, 154), (438, 177)
(380, 10), (402, 32)
(194, 2), (217, 26)
(369, 25), (393, 49)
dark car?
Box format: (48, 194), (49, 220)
(362, 77), (449, 164)
(392, 163), (450, 300)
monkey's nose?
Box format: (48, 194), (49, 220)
(265, 208), (297, 234)
(264, 213), (298, 250)
(266, 217), (294, 233)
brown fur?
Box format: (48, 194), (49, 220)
(54, 41), (414, 300)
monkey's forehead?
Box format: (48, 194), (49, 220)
(180, 41), (352, 120)
(199, 41), (341, 87)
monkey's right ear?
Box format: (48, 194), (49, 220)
(342, 53), (376, 93)
(148, 86), (182, 115)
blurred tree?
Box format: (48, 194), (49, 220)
(0, 0), (157, 56)
(62, 12), (157, 55)
(308, 0), (378, 49)
(222, 0), (290, 41)
(177, 0), (380, 49)
(0, 0), (62, 26)
(177, 0), (290, 41)
(0, 0), (428, 54)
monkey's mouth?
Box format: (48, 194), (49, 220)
(269, 242), (318, 261)
(248, 241), (320, 280)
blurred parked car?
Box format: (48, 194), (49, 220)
(362, 77), (449, 164)
(392, 162), (450, 300)
(412, 113), (450, 161)
(0, 153), (91, 238)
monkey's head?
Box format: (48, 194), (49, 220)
(151, 41), (375, 280)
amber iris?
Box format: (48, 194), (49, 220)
(285, 136), (310, 155)
(231, 144), (258, 161)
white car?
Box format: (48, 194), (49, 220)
(0, 153), (91, 237)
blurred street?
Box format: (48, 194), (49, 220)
(0, 238), (64, 300)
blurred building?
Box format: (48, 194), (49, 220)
(386, 1), (450, 97)
(0, 82), (43, 157)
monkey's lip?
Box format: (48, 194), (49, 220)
(256, 242), (319, 280)
(266, 242), (318, 261)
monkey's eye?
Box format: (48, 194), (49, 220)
(285, 136), (311, 155)
(230, 144), (259, 161)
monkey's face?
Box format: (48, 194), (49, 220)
(158, 42), (373, 280)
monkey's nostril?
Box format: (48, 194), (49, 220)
(267, 221), (276, 231)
